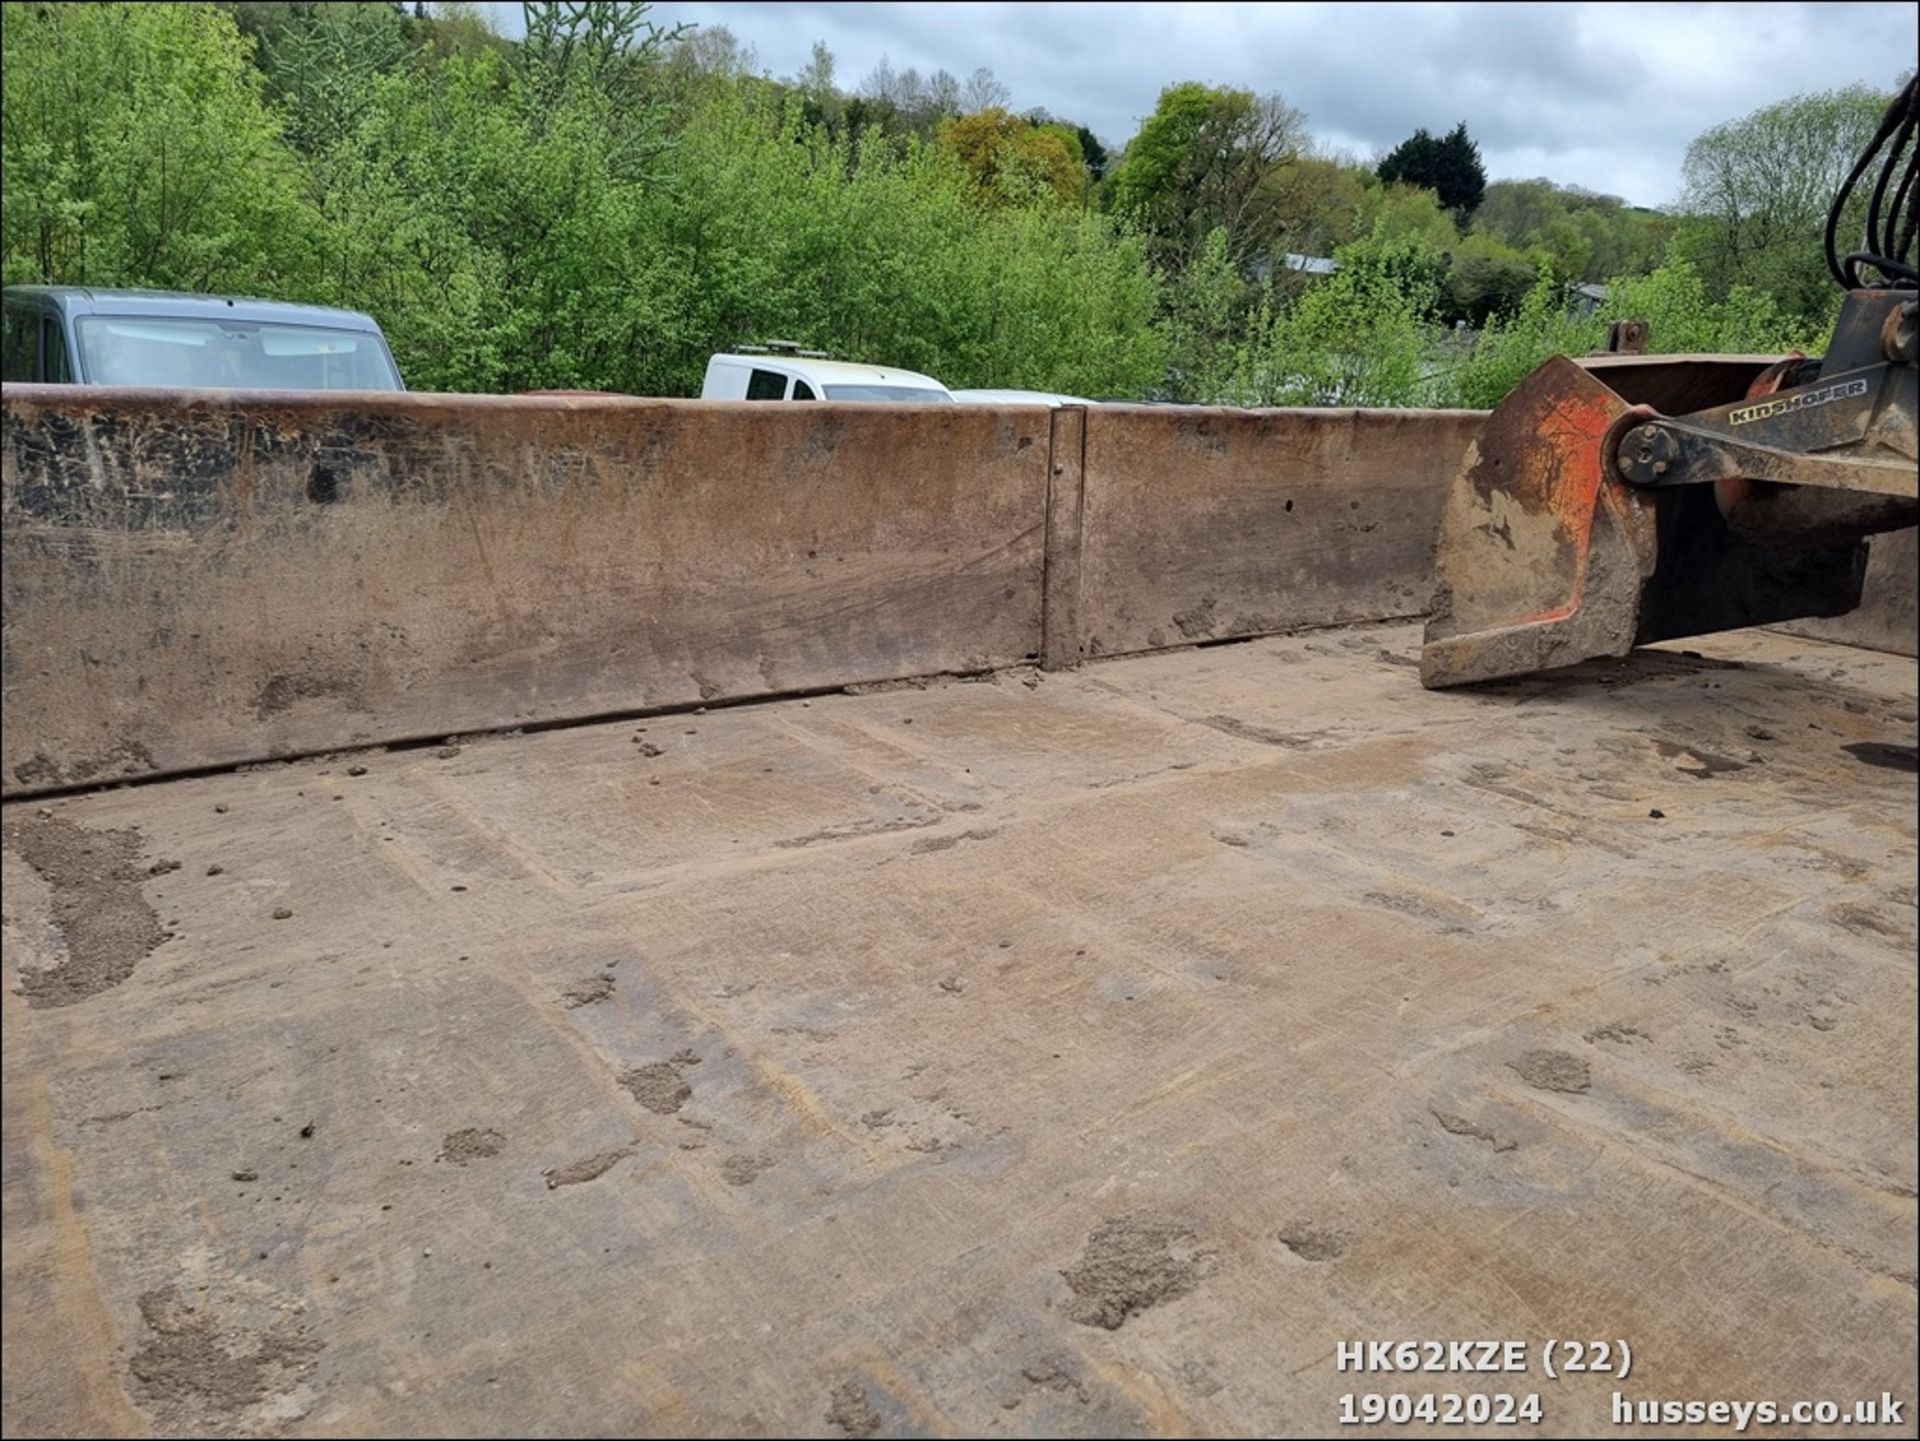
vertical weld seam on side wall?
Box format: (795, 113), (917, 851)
(1041, 405), (1088, 670)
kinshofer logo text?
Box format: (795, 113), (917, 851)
(1729, 377), (1869, 426)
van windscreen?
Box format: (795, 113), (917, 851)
(75, 317), (402, 391)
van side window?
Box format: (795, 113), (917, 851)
(746, 368), (787, 400)
(791, 380), (816, 400)
(1, 307), (36, 381)
(40, 319), (71, 383)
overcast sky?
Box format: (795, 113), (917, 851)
(479, 2), (1915, 206)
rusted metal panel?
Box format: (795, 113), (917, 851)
(26, 383), (1896, 796)
(1039, 406), (1087, 671)
(1073, 405), (1485, 661)
(1, 387), (1052, 794)
(1574, 352), (1778, 415)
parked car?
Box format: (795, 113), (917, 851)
(701, 342), (951, 402)
(1, 286), (404, 390)
(949, 388), (1091, 407)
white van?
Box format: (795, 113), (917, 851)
(701, 344), (952, 403)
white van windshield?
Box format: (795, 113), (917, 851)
(822, 384), (953, 402)
(76, 317), (402, 391)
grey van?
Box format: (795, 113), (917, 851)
(1, 286), (404, 390)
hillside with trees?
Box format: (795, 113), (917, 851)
(0, 1), (1899, 405)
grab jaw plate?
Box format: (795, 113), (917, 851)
(1420, 355), (1658, 688)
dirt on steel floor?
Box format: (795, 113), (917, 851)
(2, 622), (1915, 1437)
(0, 814), (170, 1008)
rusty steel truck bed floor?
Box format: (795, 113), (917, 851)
(3, 623), (1916, 1438)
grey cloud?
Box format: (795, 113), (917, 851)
(487, 1), (1914, 206)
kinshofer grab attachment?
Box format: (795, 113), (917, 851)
(1420, 78), (1919, 689)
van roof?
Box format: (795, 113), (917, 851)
(711, 353), (949, 391)
(3, 285), (385, 332)
(950, 389), (1091, 407)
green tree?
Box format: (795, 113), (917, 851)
(1377, 121), (1485, 219)
(936, 107), (1086, 207)
(252, 1), (413, 154)
(648, 88), (1162, 397)
(2, 0), (317, 291)
(416, 1), (510, 64)
(1603, 258), (1818, 354)
(1672, 83), (1891, 321)
(1475, 178), (1670, 283)
(664, 23), (756, 83)
(1074, 125), (1109, 181)
(1442, 231), (1538, 326)
(1476, 178), (1561, 244)
(1356, 179), (1458, 254)
(787, 40), (846, 135)
(1020, 108), (1108, 187)
(308, 31), (692, 392)
(1108, 81), (1309, 271)
(1534, 211), (1595, 282)
(1258, 154), (1370, 277)
(1443, 267), (1597, 408)
(1438, 123), (1487, 217)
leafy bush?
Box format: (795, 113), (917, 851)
(1602, 260), (1822, 355)
(1155, 227), (1244, 402)
(1223, 229), (1440, 407)
(1442, 232), (1538, 326)
(1439, 256), (1827, 410)
(1442, 268), (1599, 409)
(636, 89), (1164, 397)
(1, 0), (317, 293)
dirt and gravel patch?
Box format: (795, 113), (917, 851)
(1060, 1212), (1217, 1330)
(2, 814), (168, 1007)
(128, 1285), (319, 1433)
(1432, 1109), (1518, 1152)
(619, 1053), (699, 1114)
(439, 1129), (506, 1165)
(825, 1379), (881, 1437)
(543, 1146), (635, 1189)
(1585, 1022), (1653, 1045)
(1509, 1049), (1591, 1093)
